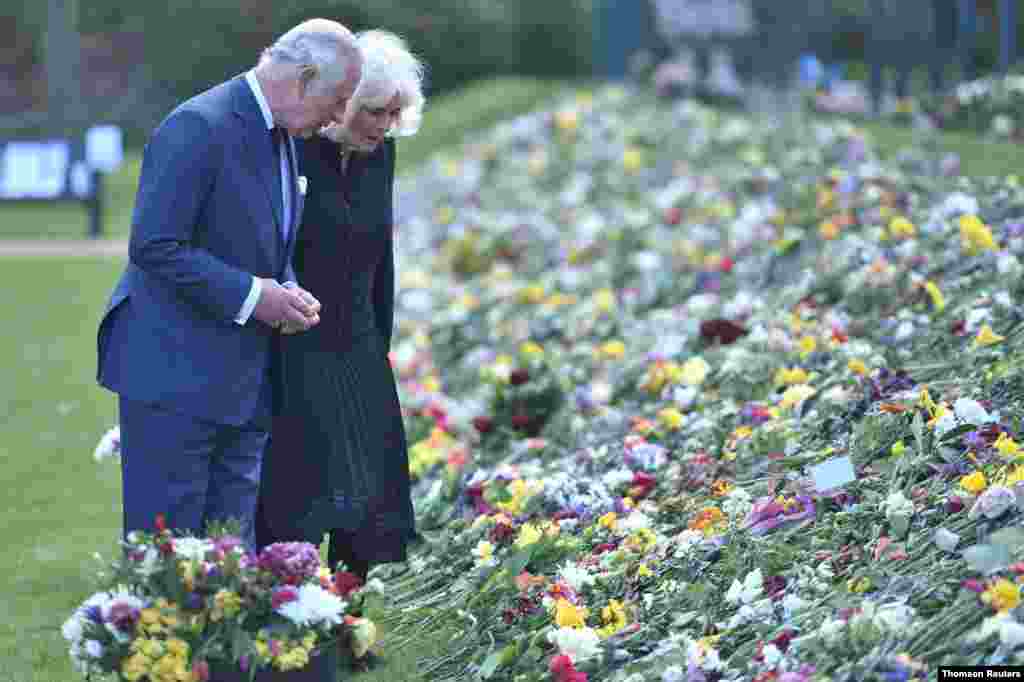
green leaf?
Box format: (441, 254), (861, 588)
(911, 412), (926, 456)
(989, 526), (1024, 552)
(939, 423), (977, 443)
(478, 650), (503, 679)
(502, 548), (534, 578)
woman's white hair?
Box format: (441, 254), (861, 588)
(344, 30), (426, 138)
(261, 19), (359, 96)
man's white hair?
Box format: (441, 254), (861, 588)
(348, 30), (426, 137)
(261, 19), (359, 96)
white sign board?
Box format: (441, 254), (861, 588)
(0, 141), (69, 199)
(86, 125), (123, 173)
(650, 0), (755, 41)
(810, 456), (857, 492)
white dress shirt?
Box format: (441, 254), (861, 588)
(234, 70), (296, 325)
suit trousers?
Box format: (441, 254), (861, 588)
(118, 387), (270, 549)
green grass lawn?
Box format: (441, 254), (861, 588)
(0, 258), (123, 681)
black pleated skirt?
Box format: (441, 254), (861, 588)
(256, 328), (415, 564)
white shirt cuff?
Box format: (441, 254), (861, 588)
(235, 277), (262, 325)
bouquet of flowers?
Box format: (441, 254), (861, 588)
(62, 516), (376, 682)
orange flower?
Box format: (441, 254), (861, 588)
(711, 479), (733, 497)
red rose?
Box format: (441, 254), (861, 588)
(718, 256), (734, 272)
(472, 416), (494, 434)
(154, 514), (167, 532)
(271, 586), (299, 610)
(510, 414), (532, 430)
(509, 368), (530, 385)
(192, 661), (210, 682)
(334, 571), (364, 597)
(549, 654), (574, 676)
(664, 207), (682, 225)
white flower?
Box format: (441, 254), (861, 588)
(953, 398), (997, 425)
(276, 584), (346, 627)
(172, 537), (214, 562)
(673, 530), (704, 558)
(1001, 619), (1024, 649)
(762, 643), (783, 666)
(92, 425), (121, 461)
(934, 528), (960, 552)
(722, 487), (753, 519)
(602, 468), (634, 489)
(547, 626), (602, 662)
(726, 568), (763, 605)
(672, 385), (699, 410)
(618, 511), (653, 532)
(934, 412), (959, 438)
(871, 602), (915, 632)
(84, 640), (104, 659)
(559, 560), (596, 592)
(662, 665), (685, 682)
(782, 593), (808, 615)
(882, 491), (914, 520)
(969, 485), (1016, 520)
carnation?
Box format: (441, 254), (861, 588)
(547, 626), (601, 663)
(276, 584), (347, 628)
(173, 537), (215, 562)
(258, 542), (323, 583)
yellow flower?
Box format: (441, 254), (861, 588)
(593, 288), (616, 313)
(959, 214), (998, 254)
(518, 284), (546, 304)
(165, 639), (189, 659)
(520, 341), (544, 358)
(422, 375), (441, 393)
(798, 336), (817, 358)
(961, 470), (988, 494)
(996, 433), (1021, 458)
(819, 219), (840, 240)
(598, 599), (629, 637)
(780, 384), (816, 410)
(974, 324), (1005, 348)
(515, 523), (543, 548)
(122, 653), (151, 682)
(598, 340), (626, 360)
(636, 563), (653, 578)
(435, 205), (455, 225)
(623, 147), (644, 173)
(891, 440), (906, 457)
(847, 576), (873, 593)
(774, 367), (810, 386)
(888, 216), (916, 239)
(680, 357), (710, 385)
(474, 540), (494, 562)
(625, 528), (658, 553)
(658, 407), (684, 431)
(554, 598), (588, 629)
(598, 511), (618, 531)
(555, 109), (579, 133)
(848, 358), (870, 376)
(213, 590), (241, 620)
(924, 281), (945, 312)
(982, 578), (1022, 613)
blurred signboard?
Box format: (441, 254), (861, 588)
(0, 140), (70, 199)
(650, 0), (755, 41)
(86, 125), (124, 174)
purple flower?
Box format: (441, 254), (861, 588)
(185, 593), (205, 611)
(574, 385), (595, 412)
(744, 495), (816, 535)
(963, 430), (987, 450)
(84, 605), (103, 624)
(105, 602), (140, 633)
(239, 655), (250, 672)
(256, 542), (322, 584)
(214, 535), (244, 554)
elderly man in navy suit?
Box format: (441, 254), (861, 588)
(97, 19), (363, 548)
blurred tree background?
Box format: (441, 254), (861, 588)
(0, 0), (595, 142)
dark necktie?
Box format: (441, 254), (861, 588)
(270, 126), (287, 237)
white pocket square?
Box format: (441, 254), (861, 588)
(297, 175), (308, 196)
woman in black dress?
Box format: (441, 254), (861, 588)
(255, 30), (426, 581)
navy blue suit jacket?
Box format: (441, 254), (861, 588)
(97, 75), (304, 426)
